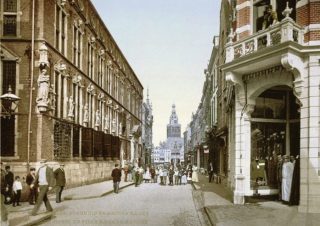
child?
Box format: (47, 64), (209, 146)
(181, 171), (187, 185)
(12, 176), (22, 207)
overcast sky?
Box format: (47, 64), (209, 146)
(92, 0), (220, 146)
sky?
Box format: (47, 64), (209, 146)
(91, 0), (220, 146)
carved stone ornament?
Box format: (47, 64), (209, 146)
(98, 92), (105, 101)
(281, 52), (304, 101)
(67, 96), (75, 118)
(107, 60), (113, 66)
(90, 36), (96, 44)
(106, 99), (113, 105)
(61, 0), (67, 7)
(114, 104), (119, 111)
(39, 42), (49, 68)
(104, 114), (110, 131)
(282, 1), (293, 19)
(99, 49), (105, 56)
(87, 83), (95, 94)
(95, 109), (101, 127)
(72, 75), (82, 84)
(54, 61), (67, 73)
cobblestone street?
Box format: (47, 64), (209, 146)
(38, 182), (202, 226)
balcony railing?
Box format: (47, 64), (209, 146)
(226, 17), (304, 63)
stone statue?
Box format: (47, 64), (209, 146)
(112, 118), (116, 133)
(68, 96), (75, 117)
(119, 122), (122, 135)
(83, 104), (89, 124)
(104, 114), (110, 131)
(36, 69), (50, 105)
(95, 109), (101, 127)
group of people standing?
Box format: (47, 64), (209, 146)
(1, 159), (66, 225)
(111, 163), (199, 193)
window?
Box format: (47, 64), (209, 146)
(3, 0), (18, 36)
(55, 2), (67, 54)
(1, 61), (16, 156)
(73, 23), (82, 68)
(87, 41), (95, 79)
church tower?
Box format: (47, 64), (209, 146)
(167, 104), (181, 138)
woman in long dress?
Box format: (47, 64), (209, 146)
(192, 165), (199, 182)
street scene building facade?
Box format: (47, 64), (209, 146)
(187, 0), (320, 213)
(141, 90), (153, 166)
(1, 0), (143, 189)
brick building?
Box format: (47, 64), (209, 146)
(1, 0), (143, 189)
(220, 0), (320, 213)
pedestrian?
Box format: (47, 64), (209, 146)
(282, 155), (294, 203)
(174, 168), (179, 185)
(155, 167), (159, 183)
(4, 165), (14, 205)
(12, 176), (22, 207)
(111, 164), (121, 193)
(30, 159), (54, 216)
(168, 166), (174, 186)
(181, 171), (187, 185)
(123, 164), (129, 182)
(150, 166), (156, 183)
(127, 164), (133, 182)
(133, 166), (140, 187)
(26, 167), (38, 205)
(1, 162), (9, 226)
(208, 162), (214, 183)
(162, 167), (168, 185)
(138, 166), (144, 185)
(144, 167), (151, 183)
(54, 163), (66, 203)
(159, 167), (163, 185)
(192, 165), (199, 183)
(177, 169), (182, 185)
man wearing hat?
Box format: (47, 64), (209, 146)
(54, 163), (66, 203)
(26, 167), (37, 205)
(30, 159), (54, 216)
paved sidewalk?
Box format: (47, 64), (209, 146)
(194, 174), (320, 226)
(6, 179), (134, 226)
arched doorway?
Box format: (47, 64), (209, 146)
(250, 86), (300, 201)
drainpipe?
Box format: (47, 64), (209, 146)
(27, 0), (35, 170)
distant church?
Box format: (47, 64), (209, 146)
(166, 104), (184, 164)
(153, 104), (184, 165)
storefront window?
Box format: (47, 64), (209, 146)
(251, 90), (286, 119)
(250, 87), (300, 190)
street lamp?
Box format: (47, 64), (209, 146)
(0, 85), (20, 118)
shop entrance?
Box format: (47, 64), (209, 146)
(250, 86), (300, 191)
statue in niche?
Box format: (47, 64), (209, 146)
(95, 109), (101, 127)
(112, 118), (116, 133)
(83, 104), (89, 124)
(104, 114), (110, 131)
(36, 69), (50, 105)
(119, 122), (123, 135)
(68, 96), (75, 117)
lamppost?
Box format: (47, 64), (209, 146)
(0, 85), (21, 118)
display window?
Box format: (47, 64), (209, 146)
(250, 86), (300, 190)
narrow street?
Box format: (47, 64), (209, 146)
(38, 183), (203, 226)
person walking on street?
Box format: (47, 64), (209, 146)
(208, 162), (214, 183)
(26, 167), (37, 205)
(1, 162), (9, 226)
(168, 166), (174, 186)
(30, 159), (54, 216)
(54, 163), (66, 203)
(12, 176), (22, 207)
(111, 164), (122, 193)
(4, 165), (14, 204)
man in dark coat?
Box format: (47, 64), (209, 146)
(54, 163), (66, 203)
(4, 165), (14, 204)
(208, 162), (214, 183)
(30, 159), (55, 216)
(26, 167), (38, 205)
(111, 164), (122, 193)
(1, 162), (8, 225)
